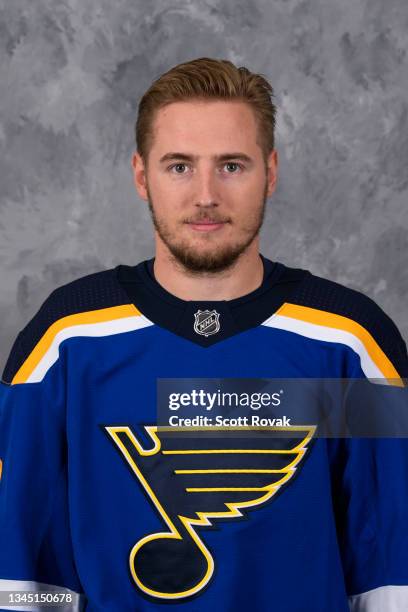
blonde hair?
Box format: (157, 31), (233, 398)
(135, 57), (277, 165)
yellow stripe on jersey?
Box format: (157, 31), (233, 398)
(12, 304), (146, 385)
(265, 303), (404, 386)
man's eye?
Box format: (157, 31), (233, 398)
(169, 163), (188, 174)
(224, 162), (243, 173)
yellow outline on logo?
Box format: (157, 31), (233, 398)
(105, 425), (315, 600)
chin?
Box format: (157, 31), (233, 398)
(169, 243), (247, 273)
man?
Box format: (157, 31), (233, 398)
(0, 57), (407, 611)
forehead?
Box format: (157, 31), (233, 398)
(150, 100), (260, 152)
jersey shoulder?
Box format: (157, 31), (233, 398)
(2, 267), (134, 384)
(285, 268), (408, 379)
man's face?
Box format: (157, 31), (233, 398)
(132, 99), (277, 273)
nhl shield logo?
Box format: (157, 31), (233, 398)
(193, 309), (220, 337)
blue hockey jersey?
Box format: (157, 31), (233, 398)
(0, 253), (407, 611)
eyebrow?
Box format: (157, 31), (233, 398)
(159, 152), (254, 164)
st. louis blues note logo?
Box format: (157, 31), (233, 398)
(104, 425), (315, 601)
(193, 309), (220, 336)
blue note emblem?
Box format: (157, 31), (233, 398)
(103, 424), (316, 601)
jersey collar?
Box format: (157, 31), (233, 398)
(115, 253), (308, 347)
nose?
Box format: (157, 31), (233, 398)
(194, 166), (219, 207)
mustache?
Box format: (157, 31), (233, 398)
(184, 215), (231, 223)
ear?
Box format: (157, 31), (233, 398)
(132, 151), (148, 201)
(266, 149), (278, 197)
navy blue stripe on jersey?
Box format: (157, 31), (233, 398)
(290, 273), (408, 378)
(1, 269), (131, 384)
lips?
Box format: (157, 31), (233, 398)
(187, 220), (227, 232)
(188, 219), (225, 224)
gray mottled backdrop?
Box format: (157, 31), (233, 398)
(1, 0), (407, 371)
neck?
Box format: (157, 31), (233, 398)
(153, 243), (264, 302)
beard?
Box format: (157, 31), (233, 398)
(146, 181), (269, 274)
